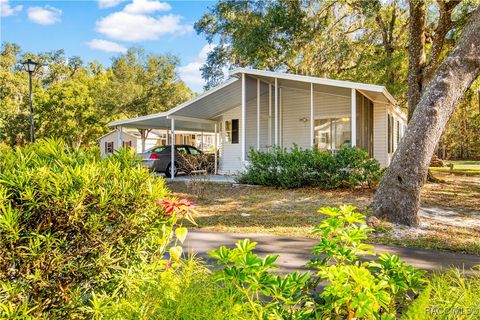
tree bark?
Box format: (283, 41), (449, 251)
(372, 6), (480, 226)
(139, 129), (151, 152)
(407, 0), (426, 122)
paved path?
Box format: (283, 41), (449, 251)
(185, 230), (480, 274)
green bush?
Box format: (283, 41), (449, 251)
(237, 146), (383, 189)
(0, 139), (176, 318)
(209, 205), (427, 319)
(86, 258), (254, 320)
(426, 269), (480, 319)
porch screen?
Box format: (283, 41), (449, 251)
(314, 118), (351, 151)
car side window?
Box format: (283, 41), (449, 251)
(158, 146), (170, 154)
(176, 146), (188, 155)
(188, 147), (201, 155)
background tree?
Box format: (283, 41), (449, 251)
(104, 48), (192, 151)
(0, 44), (191, 150)
(0, 43), (30, 145)
(195, 0), (409, 100)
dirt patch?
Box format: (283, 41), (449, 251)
(168, 172), (480, 254)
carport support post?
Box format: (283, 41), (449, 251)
(351, 88), (356, 147)
(214, 123), (218, 175)
(274, 77), (278, 146)
(170, 118), (175, 180)
(241, 73), (246, 163)
(257, 78), (260, 150)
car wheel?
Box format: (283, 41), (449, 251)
(165, 162), (178, 178)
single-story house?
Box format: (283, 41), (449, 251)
(98, 129), (215, 157)
(109, 68), (407, 177)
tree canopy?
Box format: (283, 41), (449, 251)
(195, 0), (479, 159)
(0, 44), (192, 148)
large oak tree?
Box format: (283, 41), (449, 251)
(371, 4), (480, 226)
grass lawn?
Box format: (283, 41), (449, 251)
(430, 160), (480, 175)
(170, 172), (480, 255)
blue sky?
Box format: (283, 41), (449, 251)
(1, 0), (217, 92)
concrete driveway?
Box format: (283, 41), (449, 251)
(185, 230), (480, 274)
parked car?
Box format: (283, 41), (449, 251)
(139, 145), (215, 177)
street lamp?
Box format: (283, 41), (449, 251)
(21, 59), (39, 143)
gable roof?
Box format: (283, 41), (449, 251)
(109, 68), (402, 130)
(229, 68), (398, 106)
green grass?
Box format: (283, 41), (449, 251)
(431, 160), (480, 175)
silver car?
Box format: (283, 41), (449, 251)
(139, 145), (214, 177)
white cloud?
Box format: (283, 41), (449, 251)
(98, 0), (123, 9)
(123, 0), (170, 14)
(178, 44), (216, 91)
(27, 5), (62, 25)
(87, 39), (127, 53)
(1, 0), (23, 17)
(96, 12), (192, 42)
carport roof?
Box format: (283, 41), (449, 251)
(109, 68), (400, 131)
(108, 77), (241, 132)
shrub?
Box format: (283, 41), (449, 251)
(210, 205), (427, 319)
(425, 268), (480, 319)
(237, 146), (383, 189)
(86, 258), (254, 320)
(0, 139), (180, 318)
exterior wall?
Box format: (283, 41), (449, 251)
(245, 80), (270, 153)
(215, 79), (404, 173)
(386, 105), (407, 165)
(373, 103), (388, 167)
(219, 105), (243, 174)
(99, 131), (137, 158)
(281, 87), (311, 149)
(140, 138), (159, 153)
(280, 86), (350, 150)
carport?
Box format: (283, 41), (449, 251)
(109, 78), (243, 179)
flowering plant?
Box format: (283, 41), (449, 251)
(156, 198), (197, 263)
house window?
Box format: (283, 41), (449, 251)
(225, 120), (231, 142)
(388, 114), (394, 153)
(396, 120), (400, 145)
(231, 119), (239, 144)
(225, 119), (239, 144)
(122, 141), (132, 148)
(314, 117), (351, 151)
(105, 141), (114, 153)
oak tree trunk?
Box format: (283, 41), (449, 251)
(407, 0), (426, 122)
(372, 6), (480, 226)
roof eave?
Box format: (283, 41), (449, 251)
(230, 67), (398, 105)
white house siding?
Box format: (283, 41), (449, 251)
(245, 80), (270, 155)
(259, 84), (270, 151)
(314, 91), (351, 119)
(281, 87), (311, 149)
(219, 105), (243, 174)
(139, 138), (159, 153)
(373, 103), (388, 167)
(99, 131), (137, 158)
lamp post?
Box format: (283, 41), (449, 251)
(21, 59), (39, 143)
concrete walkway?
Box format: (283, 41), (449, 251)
(160, 173), (237, 183)
(185, 230), (480, 274)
